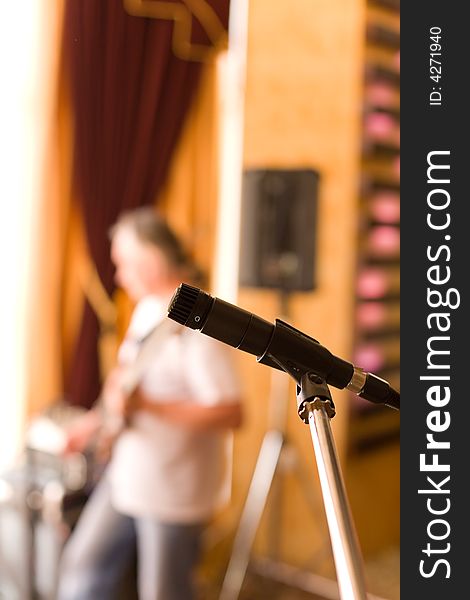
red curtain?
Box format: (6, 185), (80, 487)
(62, 0), (230, 407)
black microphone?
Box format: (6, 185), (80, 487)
(168, 283), (400, 411)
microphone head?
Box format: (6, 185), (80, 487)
(167, 283), (214, 329)
(168, 283), (199, 325)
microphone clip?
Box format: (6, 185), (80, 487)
(297, 373), (336, 424)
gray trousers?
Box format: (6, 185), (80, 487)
(56, 474), (202, 600)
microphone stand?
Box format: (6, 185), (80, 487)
(296, 373), (368, 600)
(220, 366), (369, 600)
(219, 291), (369, 600)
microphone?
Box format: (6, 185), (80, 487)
(168, 283), (400, 411)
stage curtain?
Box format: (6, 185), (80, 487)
(61, 0), (229, 407)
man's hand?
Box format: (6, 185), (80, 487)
(62, 410), (101, 455)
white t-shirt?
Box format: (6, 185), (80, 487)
(108, 295), (241, 523)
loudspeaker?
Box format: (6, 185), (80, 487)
(239, 168), (319, 291)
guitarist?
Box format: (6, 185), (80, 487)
(57, 207), (243, 600)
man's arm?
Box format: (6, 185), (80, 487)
(130, 389), (243, 431)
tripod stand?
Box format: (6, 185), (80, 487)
(219, 369), (332, 600)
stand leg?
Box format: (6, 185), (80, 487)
(306, 404), (368, 600)
(219, 430), (283, 600)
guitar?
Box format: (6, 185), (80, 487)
(92, 317), (183, 459)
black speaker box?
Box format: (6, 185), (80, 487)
(239, 168), (319, 291)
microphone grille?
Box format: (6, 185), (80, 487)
(168, 283), (200, 325)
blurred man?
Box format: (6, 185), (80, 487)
(57, 207), (243, 600)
